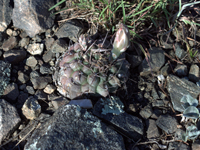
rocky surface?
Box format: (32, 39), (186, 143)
(24, 105), (126, 150)
(0, 1), (199, 150)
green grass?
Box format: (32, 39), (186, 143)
(49, 0), (200, 61)
(49, 0), (179, 37)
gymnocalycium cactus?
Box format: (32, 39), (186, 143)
(53, 23), (130, 99)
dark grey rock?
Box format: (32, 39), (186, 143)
(151, 87), (160, 100)
(146, 119), (160, 139)
(34, 90), (47, 101)
(18, 71), (29, 84)
(19, 84), (26, 90)
(174, 64), (187, 76)
(0, 61), (11, 97)
(40, 64), (53, 74)
(175, 43), (186, 59)
(3, 49), (27, 64)
(93, 97), (143, 141)
(160, 64), (171, 76)
(152, 100), (165, 107)
(168, 141), (190, 150)
(51, 38), (68, 53)
(49, 95), (69, 109)
(0, 0), (12, 32)
(156, 114), (177, 134)
(16, 93), (29, 109)
(0, 49), (2, 57)
(2, 83), (19, 103)
(151, 109), (162, 119)
(26, 56), (37, 67)
(126, 54), (142, 68)
(189, 64), (199, 82)
(0, 99), (21, 144)
(167, 75), (200, 112)
(2, 36), (18, 51)
(12, 0), (55, 37)
(31, 76), (49, 90)
(22, 96), (41, 120)
(139, 105), (153, 119)
(24, 105), (125, 150)
(139, 47), (165, 76)
(55, 20), (87, 42)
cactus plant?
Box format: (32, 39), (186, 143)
(53, 23), (130, 99)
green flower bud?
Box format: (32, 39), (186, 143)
(111, 23), (130, 60)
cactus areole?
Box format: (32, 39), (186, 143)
(53, 23), (130, 99)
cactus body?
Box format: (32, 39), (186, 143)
(53, 24), (130, 99)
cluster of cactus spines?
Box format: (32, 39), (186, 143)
(53, 23), (130, 99)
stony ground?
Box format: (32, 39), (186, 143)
(1, 0), (200, 150)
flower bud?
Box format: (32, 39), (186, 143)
(111, 23), (130, 60)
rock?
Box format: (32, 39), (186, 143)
(25, 86), (35, 95)
(152, 100), (165, 107)
(0, 0), (12, 32)
(0, 61), (11, 97)
(45, 37), (55, 51)
(3, 49), (27, 64)
(139, 105), (153, 119)
(69, 99), (93, 109)
(34, 90), (47, 101)
(40, 64), (53, 74)
(12, 0), (55, 37)
(146, 119), (160, 139)
(26, 56), (37, 67)
(0, 99), (21, 144)
(175, 43), (186, 59)
(31, 76), (49, 90)
(24, 105), (125, 150)
(192, 139), (200, 150)
(168, 141), (190, 150)
(156, 114), (177, 134)
(167, 75), (200, 112)
(55, 20), (87, 42)
(27, 43), (44, 55)
(18, 71), (29, 84)
(189, 64), (199, 82)
(51, 38), (68, 53)
(2, 36), (18, 51)
(19, 37), (30, 48)
(43, 84), (56, 94)
(49, 95), (69, 109)
(22, 96), (41, 120)
(16, 93), (29, 110)
(93, 97), (144, 141)
(126, 54), (142, 68)
(139, 47), (165, 76)
(42, 50), (53, 63)
(2, 83), (19, 103)
(160, 64), (171, 76)
(6, 29), (13, 36)
(174, 64), (187, 76)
